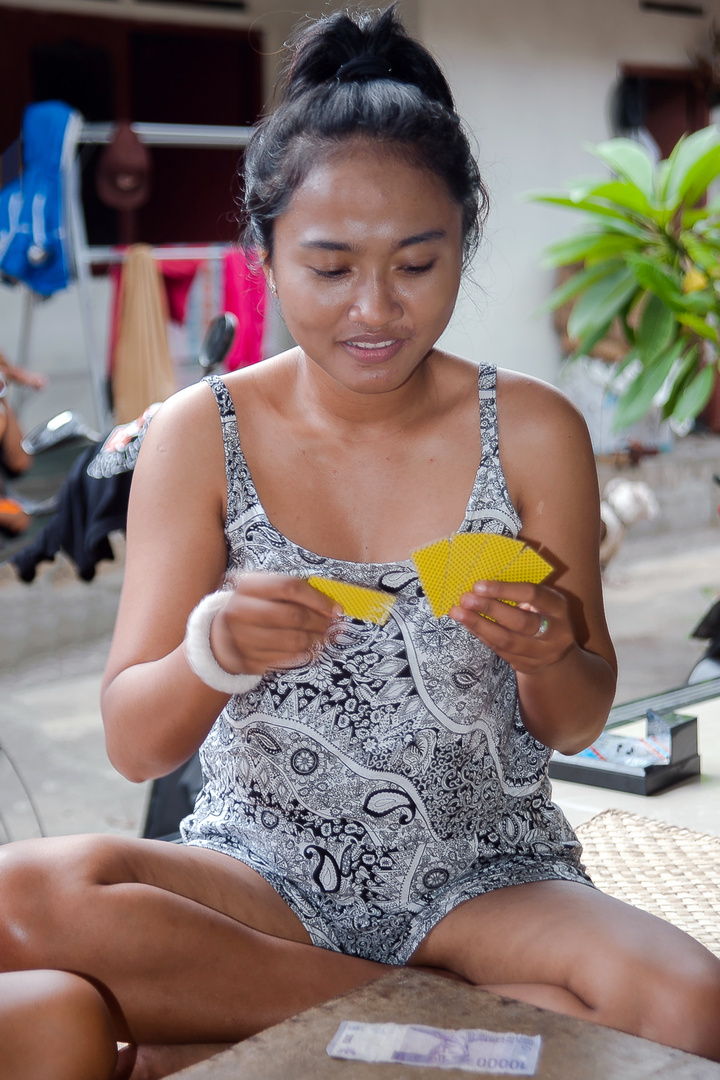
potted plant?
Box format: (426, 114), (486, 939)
(529, 125), (720, 431)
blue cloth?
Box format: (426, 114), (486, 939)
(0, 101), (80, 296)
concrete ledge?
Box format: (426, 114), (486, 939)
(596, 433), (720, 536)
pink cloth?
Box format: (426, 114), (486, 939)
(107, 250), (201, 374)
(223, 247), (266, 370)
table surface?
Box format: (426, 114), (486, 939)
(171, 969), (720, 1079)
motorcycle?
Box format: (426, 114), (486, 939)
(2, 312), (237, 569)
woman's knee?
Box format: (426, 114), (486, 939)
(0, 836), (129, 967)
(0, 970), (117, 1080)
(583, 930), (720, 1060)
(641, 945), (720, 1060)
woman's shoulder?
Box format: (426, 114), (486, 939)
(493, 367), (596, 515)
(495, 366), (588, 440)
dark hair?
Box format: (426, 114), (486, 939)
(242, 5), (488, 268)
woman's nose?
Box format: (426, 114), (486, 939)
(348, 273), (402, 326)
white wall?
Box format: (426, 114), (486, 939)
(420, 0), (720, 383)
(2, 0), (718, 428)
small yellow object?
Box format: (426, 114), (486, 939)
(682, 268), (708, 294)
(411, 533), (553, 617)
(308, 576), (396, 625)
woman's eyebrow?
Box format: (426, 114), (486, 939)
(299, 230), (447, 253)
(396, 230), (446, 249)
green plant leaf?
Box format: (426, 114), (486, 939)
(537, 260), (623, 314)
(681, 232), (720, 271)
(542, 232), (640, 268)
(676, 313), (719, 342)
(570, 319), (615, 359)
(625, 254), (685, 310)
(567, 266), (638, 340)
(539, 231), (643, 264)
(526, 193), (650, 236)
(661, 126), (720, 206)
(660, 346), (699, 418)
(589, 138), (655, 200)
(576, 180), (653, 216)
(637, 294), (676, 362)
(673, 363), (716, 422)
(655, 159), (672, 201)
(679, 289), (716, 316)
(612, 337), (685, 429)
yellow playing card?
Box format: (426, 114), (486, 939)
(496, 545), (554, 585)
(308, 576), (396, 625)
(411, 533), (553, 617)
(411, 536), (451, 618)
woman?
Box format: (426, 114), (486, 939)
(0, 349), (46, 534)
(1, 7), (719, 1079)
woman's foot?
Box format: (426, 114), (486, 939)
(127, 1043), (233, 1079)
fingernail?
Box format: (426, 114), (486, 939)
(472, 582), (488, 593)
(331, 604), (343, 618)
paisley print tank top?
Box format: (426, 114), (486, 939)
(181, 364), (590, 964)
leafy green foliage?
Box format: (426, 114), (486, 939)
(529, 125), (720, 429)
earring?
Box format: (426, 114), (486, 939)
(268, 276), (278, 298)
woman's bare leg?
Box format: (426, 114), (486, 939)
(409, 879), (720, 1060)
(0, 835), (388, 1049)
(0, 970), (117, 1080)
(0, 401), (32, 476)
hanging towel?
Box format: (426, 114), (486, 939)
(223, 246), (266, 370)
(112, 244), (177, 423)
(0, 101), (81, 296)
(107, 251), (202, 377)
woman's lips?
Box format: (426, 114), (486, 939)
(341, 338), (405, 363)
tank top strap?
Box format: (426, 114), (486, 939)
(477, 362), (500, 460)
(465, 363), (522, 536)
(203, 373), (258, 523)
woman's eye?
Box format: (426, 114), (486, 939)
(311, 267), (348, 279)
(402, 261), (435, 275)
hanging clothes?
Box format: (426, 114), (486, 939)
(111, 244), (177, 423)
(223, 246), (266, 370)
(107, 253), (201, 374)
(0, 101), (81, 296)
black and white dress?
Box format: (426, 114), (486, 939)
(181, 365), (592, 964)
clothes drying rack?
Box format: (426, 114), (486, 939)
(19, 120), (254, 429)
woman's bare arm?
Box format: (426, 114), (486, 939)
(450, 372), (616, 755)
(101, 381), (336, 782)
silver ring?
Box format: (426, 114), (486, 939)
(534, 616), (549, 638)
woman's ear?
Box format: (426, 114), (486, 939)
(261, 255), (278, 299)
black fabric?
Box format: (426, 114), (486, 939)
(11, 442), (132, 581)
(143, 754), (203, 842)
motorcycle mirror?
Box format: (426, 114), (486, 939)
(198, 313), (238, 373)
(21, 411), (101, 456)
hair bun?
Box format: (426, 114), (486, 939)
(283, 4), (454, 110)
(336, 54), (393, 83)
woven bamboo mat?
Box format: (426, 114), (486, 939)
(576, 809), (720, 958)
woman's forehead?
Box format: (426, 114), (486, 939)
(277, 143), (463, 245)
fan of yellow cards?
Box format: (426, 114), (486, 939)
(411, 533), (553, 618)
(307, 576), (396, 625)
(307, 534), (553, 625)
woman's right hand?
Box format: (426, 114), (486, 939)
(210, 573), (342, 676)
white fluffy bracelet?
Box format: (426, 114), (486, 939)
(184, 590), (262, 696)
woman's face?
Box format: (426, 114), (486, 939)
(269, 142), (464, 397)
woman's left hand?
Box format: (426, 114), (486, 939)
(449, 580), (576, 675)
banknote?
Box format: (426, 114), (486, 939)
(327, 1021), (542, 1074)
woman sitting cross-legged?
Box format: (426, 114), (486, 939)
(0, 7), (718, 1079)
